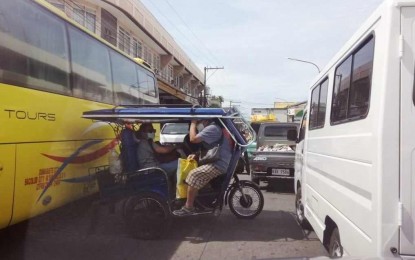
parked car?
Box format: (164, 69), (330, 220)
(159, 123), (189, 144)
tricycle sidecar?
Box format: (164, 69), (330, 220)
(83, 106), (264, 239)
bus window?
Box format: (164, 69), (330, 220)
(137, 66), (150, 95)
(147, 74), (157, 97)
(110, 50), (141, 105)
(68, 26), (113, 104)
(0, 0), (70, 94)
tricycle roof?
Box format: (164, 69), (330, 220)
(82, 106), (240, 123)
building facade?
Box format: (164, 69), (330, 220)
(251, 101), (307, 123)
(46, 0), (205, 105)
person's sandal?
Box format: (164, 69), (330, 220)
(173, 206), (196, 216)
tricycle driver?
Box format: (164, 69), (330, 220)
(173, 119), (232, 216)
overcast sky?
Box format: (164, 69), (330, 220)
(140, 0), (384, 117)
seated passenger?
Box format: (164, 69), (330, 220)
(120, 123), (139, 172)
(173, 119), (232, 216)
(136, 123), (179, 178)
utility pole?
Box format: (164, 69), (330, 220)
(203, 66), (224, 107)
(229, 100), (241, 108)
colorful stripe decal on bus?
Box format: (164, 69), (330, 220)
(61, 175), (97, 183)
(37, 139), (104, 202)
(41, 139), (118, 164)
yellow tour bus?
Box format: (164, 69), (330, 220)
(0, 0), (159, 229)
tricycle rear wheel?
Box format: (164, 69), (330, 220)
(228, 182), (264, 219)
(124, 193), (170, 239)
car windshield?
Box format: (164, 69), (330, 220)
(161, 123), (189, 134)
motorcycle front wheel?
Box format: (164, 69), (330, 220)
(228, 182), (264, 219)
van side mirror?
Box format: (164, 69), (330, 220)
(287, 129), (297, 141)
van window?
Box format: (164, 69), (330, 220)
(309, 78), (328, 129)
(298, 111), (308, 142)
(331, 36), (374, 124)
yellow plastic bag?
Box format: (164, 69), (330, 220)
(176, 158), (198, 199)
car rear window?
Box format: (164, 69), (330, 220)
(263, 126), (296, 139)
(161, 123), (189, 134)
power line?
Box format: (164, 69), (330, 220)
(140, 0), (216, 66)
(227, 100), (274, 106)
(140, 0), (208, 64)
(162, 0), (222, 65)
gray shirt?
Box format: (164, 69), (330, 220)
(137, 140), (158, 169)
(197, 124), (232, 173)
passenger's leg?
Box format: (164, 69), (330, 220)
(159, 159), (179, 196)
(185, 185), (198, 209)
(159, 159), (178, 177)
(173, 164), (222, 216)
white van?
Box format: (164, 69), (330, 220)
(294, 0), (415, 258)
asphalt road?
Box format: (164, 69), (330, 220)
(0, 177), (328, 260)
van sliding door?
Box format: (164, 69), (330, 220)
(400, 7), (415, 256)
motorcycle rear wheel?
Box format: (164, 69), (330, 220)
(124, 193), (170, 239)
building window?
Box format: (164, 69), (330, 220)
(309, 78), (328, 129)
(155, 55), (161, 72)
(132, 38), (142, 58)
(72, 5), (96, 33)
(48, 0), (65, 11)
(168, 65), (174, 84)
(118, 27), (130, 55)
(331, 36), (374, 124)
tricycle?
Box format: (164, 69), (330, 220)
(82, 106), (264, 239)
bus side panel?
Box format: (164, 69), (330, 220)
(10, 140), (110, 225)
(0, 145), (15, 228)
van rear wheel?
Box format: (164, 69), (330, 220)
(295, 187), (312, 230)
(328, 228), (343, 257)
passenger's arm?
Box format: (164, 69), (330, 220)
(189, 120), (203, 143)
(152, 142), (175, 154)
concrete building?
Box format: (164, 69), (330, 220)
(251, 101), (307, 123)
(287, 101), (307, 122)
(46, 0), (205, 105)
